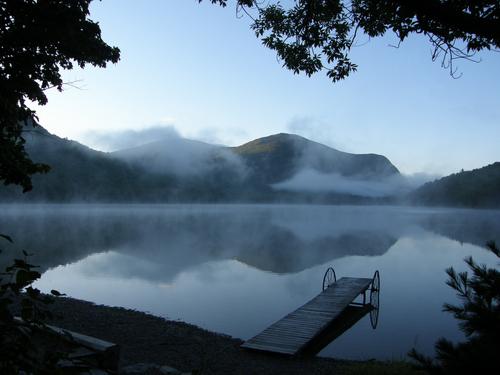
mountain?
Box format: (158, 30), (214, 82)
(0, 127), (401, 202)
(231, 133), (399, 185)
(0, 127), (177, 201)
(408, 163), (500, 208)
(2, 126), (499, 207)
(111, 136), (220, 176)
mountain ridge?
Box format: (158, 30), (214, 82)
(5, 125), (498, 207)
(230, 133), (399, 185)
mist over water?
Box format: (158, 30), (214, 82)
(1, 204), (499, 360)
(273, 169), (438, 197)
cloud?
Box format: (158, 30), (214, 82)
(84, 125), (181, 152)
(273, 169), (438, 198)
(403, 172), (440, 188)
(287, 116), (320, 134)
(286, 116), (347, 151)
(186, 127), (249, 147)
(83, 125), (248, 178)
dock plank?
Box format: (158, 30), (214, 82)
(241, 277), (372, 355)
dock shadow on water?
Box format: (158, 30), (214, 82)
(0, 204), (499, 360)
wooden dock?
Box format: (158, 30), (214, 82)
(241, 277), (375, 356)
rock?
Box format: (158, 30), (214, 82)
(86, 369), (110, 375)
(121, 363), (157, 374)
(159, 365), (184, 374)
(121, 362), (186, 374)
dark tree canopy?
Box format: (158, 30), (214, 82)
(0, 0), (120, 192)
(206, 0), (500, 81)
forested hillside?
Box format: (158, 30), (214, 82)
(409, 163), (500, 208)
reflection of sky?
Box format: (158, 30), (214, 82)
(2, 204), (498, 360)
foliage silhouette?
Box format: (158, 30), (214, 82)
(409, 241), (500, 374)
(0, 0), (120, 192)
(0, 234), (65, 374)
(0, 1), (119, 372)
(206, 1), (500, 81)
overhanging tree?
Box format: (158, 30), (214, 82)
(2, 1), (499, 190)
(205, 1), (500, 80)
(0, 1), (119, 371)
(0, 0), (120, 192)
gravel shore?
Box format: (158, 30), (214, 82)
(44, 297), (348, 374)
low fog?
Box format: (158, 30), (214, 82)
(1, 205), (499, 284)
(0, 205), (405, 282)
(85, 126), (183, 152)
(270, 136), (438, 197)
(5, 124), (447, 202)
(87, 126), (247, 178)
(273, 169), (437, 197)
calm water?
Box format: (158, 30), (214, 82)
(1, 204), (499, 360)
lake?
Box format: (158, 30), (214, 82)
(1, 204), (499, 360)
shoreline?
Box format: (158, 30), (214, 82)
(40, 297), (421, 374)
(43, 296), (352, 374)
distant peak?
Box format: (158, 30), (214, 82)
(237, 133), (309, 147)
(263, 133), (306, 140)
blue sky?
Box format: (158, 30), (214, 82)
(34, 0), (500, 175)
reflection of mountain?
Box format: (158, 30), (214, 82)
(418, 210), (500, 248)
(4, 206), (497, 284)
(0, 207), (134, 271)
(236, 231), (397, 274)
(0, 206), (400, 282)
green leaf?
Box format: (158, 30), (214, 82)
(0, 234), (13, 243)
(26, 286), (41, 299)
(50, 289), (65, 297)
(15, 269), (41, 287)
(42, 295), (55, 304)
(20, 305), (34, 321)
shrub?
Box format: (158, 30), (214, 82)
(409, 242), (500, 374)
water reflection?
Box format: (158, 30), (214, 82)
(0, 205), (404, 278)
(0, 204), (499, 360)
(417, 208), (500, 248)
